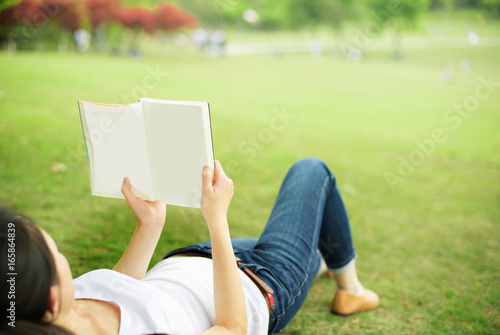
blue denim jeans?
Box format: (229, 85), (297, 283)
(163, 158), (357, 334)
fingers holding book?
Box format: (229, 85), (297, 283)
(200, 160), (234, 225)
(122, 177), (166, 229)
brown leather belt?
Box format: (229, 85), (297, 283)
(170, 251), (276, 317)
(235, 256), (276, 316)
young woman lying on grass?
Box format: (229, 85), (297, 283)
(0, 158), (379, 335)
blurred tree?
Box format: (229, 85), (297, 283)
(85, 0), (121, 32)
(172, 0), (362, 31)
(49, 0), (82, 32)
(0, 0), (198, 51)
(0, 0), (38, 26)
(112, 2), (196, 51)
(154, 2), (197, 32)
(175, 0), (226, 27)
(367, 0), (429, 31)
(113, 5), (152, 49)
(43, 0), (83, 52)
(0, 0), (40, 50)
(427, 0), (500, 13)
(84, 0), (122, 51)
(285, 0), (358, 29)
(366, 0), (429, 58)
(0, 0), (20, 11)
(114, 6), (154, 33)
(114, 3), (196, 34)
(153, 2), (197, 54)
(429, 0), (454, 10)
(250, 1), (287, 29)
(453, 0), (481, 7)
(480, 0), (500, 15)
(211, 0), (363, 33)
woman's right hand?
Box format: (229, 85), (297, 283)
(200, 160), (234, 228)
(121, 177), (166, 230)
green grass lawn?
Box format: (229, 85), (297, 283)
(1, 31), (499, 333)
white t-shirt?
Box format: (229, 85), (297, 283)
(73, 256), (269, 335)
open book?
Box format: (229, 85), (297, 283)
(78, 98), (214, 208)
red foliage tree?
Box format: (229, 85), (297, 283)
(153, 2), (197, 32)
(113, 6), (155, 34)
(0, 0), (39, 26)
(0, 0), (198, 38)
(45, 0), (81, 31)
(0, 0), (82, 31)
(85, 0), (120, 31)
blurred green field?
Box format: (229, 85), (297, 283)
(1, 32), (499, 333)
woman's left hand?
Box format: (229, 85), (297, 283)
(121, 177), (166, 229)
(200, 160), (234, 228)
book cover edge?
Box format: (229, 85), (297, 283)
(77, 100), (94, 195)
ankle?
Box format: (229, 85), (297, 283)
(334, 264), (365, 296)
(339, 283), (365, 296)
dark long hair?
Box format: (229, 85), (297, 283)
(0, 207), (75, 335)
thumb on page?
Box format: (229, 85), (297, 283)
(202, 165), (213, 195)
(121, 177), (134, 200)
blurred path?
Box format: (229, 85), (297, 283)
(225, 37), (500, 56)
